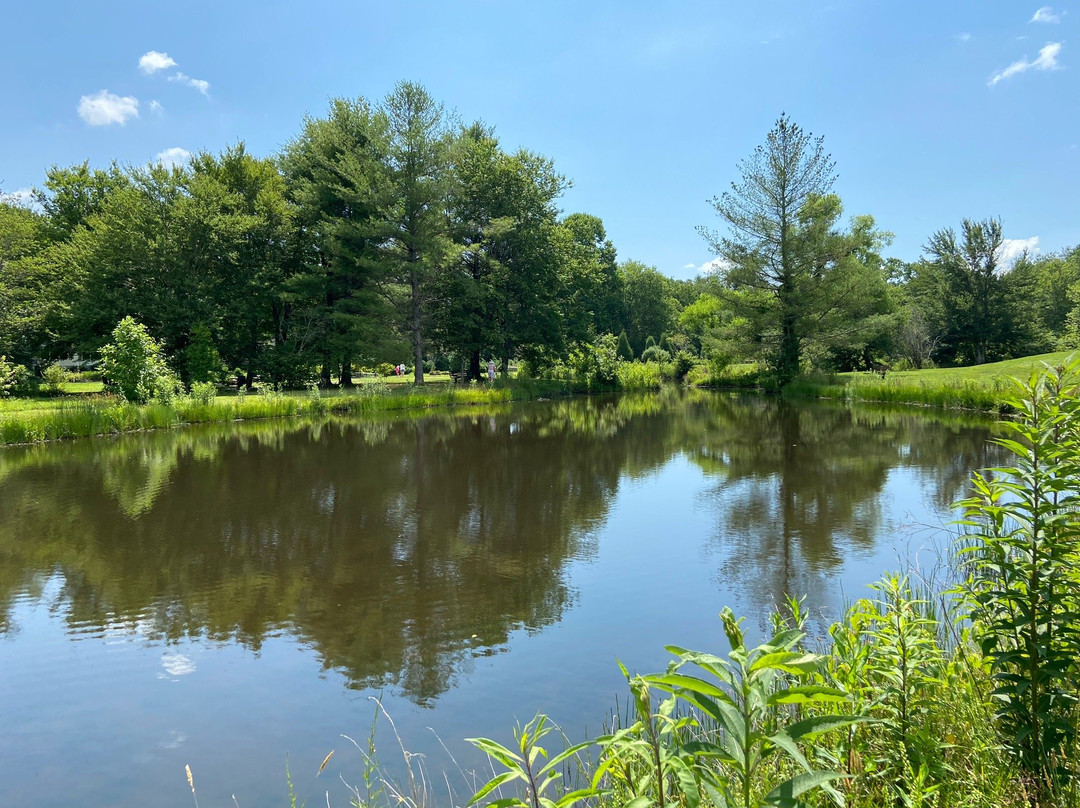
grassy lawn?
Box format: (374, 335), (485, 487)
(849, 351), (1077, 385)
(790, 350), (1080, 413)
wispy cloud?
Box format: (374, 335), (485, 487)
(988, 41), (1063, 85)
(997, 236), (1039, 268)
(156, 147), (192, 169)
(149, 99), (164, 115)
(168, 71), (210, 95)
(139, 50), (177, 74)
(684, 257), (732, 275)
(954, 32), (973, 42)
(0, 187), (36, 208)
(77, 90), (139, 125)
(1031, 6), (1063, 23)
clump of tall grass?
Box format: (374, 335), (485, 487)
(0, 383), (518, 446)
(786, 372), (1015, 413)
(616, 361), (663, 391)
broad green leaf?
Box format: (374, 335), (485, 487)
(468, 737), (524, 768)
(783, 714), (869, 742)
(764, 770), (846, 804)
(467, 771), (523, 807)
(769, 685), (851, 706)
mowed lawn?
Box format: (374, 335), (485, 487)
(866, 351), (1077, 385)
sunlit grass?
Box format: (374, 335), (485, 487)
(0, 382), (528, 446)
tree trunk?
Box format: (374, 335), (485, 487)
(778, 311), (800, 387)
(411, 266), (424, 385)
(340, 356), (353, 387)
(468, 350), (481, 382)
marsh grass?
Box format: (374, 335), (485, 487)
(785, 373), (1016, 413)
(0, 383), (527, 446)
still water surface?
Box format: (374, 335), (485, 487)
(0, 391), (998, 807)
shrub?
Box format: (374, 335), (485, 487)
(616, 331), (634, 361)
(376, 362), (396, 377)
(188, 381), (217, 405)
(617, 361), (663, 390)
(41, 362), (71, 394)
(957, 357), (1080, 804)
(99, 317), (181, 403)
(672, 350), (695, 381)
(640, 345), (670, 364)
(0, 356), (29, 397)
(579, 334), (620, 390)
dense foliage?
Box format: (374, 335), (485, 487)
(1, 98), (1076, 392)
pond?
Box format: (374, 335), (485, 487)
(0, 391), (1000, 807)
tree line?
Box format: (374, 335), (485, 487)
(1, 95), (1077, 390)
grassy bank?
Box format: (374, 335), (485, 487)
(0, 379), (579, 446)
(782, 351), (1077, 413)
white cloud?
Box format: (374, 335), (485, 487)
(0, 187), (36, 208)
(139, 50), (177, 74)
(149, 99), (163, 114)
(682, 257), (734, 275)
(988, 41), (1063, 85)
(997, 236), (1039, 268)
(169, 71), (210, 95)
(954, 32), (972, 42)
(77, 90), (139, 125)
(1031, 6), (1063, 23)
(156, 147), (191, 169)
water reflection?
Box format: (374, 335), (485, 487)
(685, 398), (999, 622)
(0, 393), (997, 703)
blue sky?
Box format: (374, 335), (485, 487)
(2, 0), (1076, 279)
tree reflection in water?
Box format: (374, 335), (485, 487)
(0, 392), (998, 702)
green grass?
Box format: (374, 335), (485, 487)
(786, 351), (1079, 413)
(0, 380), (561, 446)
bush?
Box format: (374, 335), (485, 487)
(0, 356), (29, 397)
(616, 331), (634, 361)
(41, 362), (71, 394)
(640, 345), (670, 364)
(376, 362), (395, 377)
(617, 360), (662, 390)
(578, 334), (620, 390)
(672, 350), (695, 381)
(188, 381), (217, 405)
(99, 317), (181, 403)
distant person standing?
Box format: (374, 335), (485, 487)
(487, 359), (496, 382)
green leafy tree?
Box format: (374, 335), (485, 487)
(282, 97), (392, 386)
(699, 115), (891, 385)
(923, 218), (1027, 365)
(185, 145), (297, 386)
(35, 162), (126, 242)
(183, 324), (225, 384)
(434, 125), (568, 378)
(618, 260), (677, 356)
(559, 213), (622, 343)
(0, 201), (60, 363)
(616, 331), (633, 361)
(100, 317), (180, 403)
